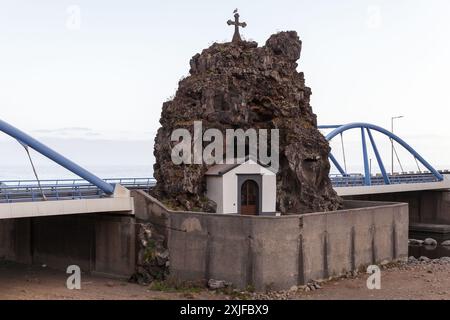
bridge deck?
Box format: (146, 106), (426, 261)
(334, 174), (450, 196)
(0, 184), (135, 220)
(0, 178), (155, 204)
(2, 174), (450, 214)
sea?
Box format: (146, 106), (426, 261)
(0, 164), (154, 181)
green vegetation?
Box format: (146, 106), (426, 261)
(143, 239), (157, 262)
(149, 280), (204, 294)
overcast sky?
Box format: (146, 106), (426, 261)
(1, 0), (450, 178)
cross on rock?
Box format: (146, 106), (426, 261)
(227, 9), (247, 43)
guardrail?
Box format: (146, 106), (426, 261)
(330, 173), (440, 188)
(0, 178), (156, 203)
(1, 173), (445, 203)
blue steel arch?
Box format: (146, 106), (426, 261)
(0, 119), (115, 194)
(319, 122), (443, 186)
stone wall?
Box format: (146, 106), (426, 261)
(132, 190), (409, 291)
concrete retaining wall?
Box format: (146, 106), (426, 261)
(133, 191), (409, 291)
(0, 214), (135, 277)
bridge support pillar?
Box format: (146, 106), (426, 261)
(0, 218), (31, 264)
(344, 190), (450, 225)
(0, 214), (136, 277)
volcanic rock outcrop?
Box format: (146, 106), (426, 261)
(152, 31), (342, 214)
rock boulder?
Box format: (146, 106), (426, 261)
(152, 31), (342, 214)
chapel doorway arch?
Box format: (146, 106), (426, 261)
(240, 179), (259, 215)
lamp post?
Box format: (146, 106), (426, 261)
(391, 116), (404, 175)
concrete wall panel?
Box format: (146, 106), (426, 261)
(94, 215), (136, 277)
(252, 217), (300, 291)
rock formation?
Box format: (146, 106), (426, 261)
(152, 31), (342, 214)
(131, 223), (169, 285)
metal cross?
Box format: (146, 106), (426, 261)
(227, 9), (247, 43)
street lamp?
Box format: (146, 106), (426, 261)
(391, 116), (404, 175)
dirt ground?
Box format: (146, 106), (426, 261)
(1, 260), (450, 300)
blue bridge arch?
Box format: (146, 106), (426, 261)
(0, 119), (115, 194)
(319, 123), (444, 186)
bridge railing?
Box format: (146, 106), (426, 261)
(1, 172), (447, 202)
(0, 178), (156, 203)
(330, 173), (440, 188)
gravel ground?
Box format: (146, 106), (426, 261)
(250, 256), (450, 300)
(1, 258), (450, 300)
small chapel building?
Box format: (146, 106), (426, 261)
(205, 158), (277, 216)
